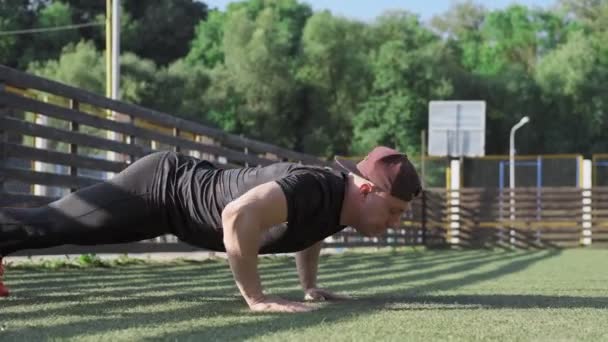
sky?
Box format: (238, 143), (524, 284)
(201, 0), (558, 22)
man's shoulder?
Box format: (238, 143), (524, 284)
(268, 161), (338, 173)
(270, 163), (345, 192)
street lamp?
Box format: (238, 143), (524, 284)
(508, 116), (530, 244)
(509, 116), (530, 189)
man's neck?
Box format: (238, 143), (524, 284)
(339, 174), (358, 227)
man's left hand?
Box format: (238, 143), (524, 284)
(303, 288), (351, 302)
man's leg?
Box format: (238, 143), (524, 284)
(0, 151), (172, 256)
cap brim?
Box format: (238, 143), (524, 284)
(334, 156), (366, 179)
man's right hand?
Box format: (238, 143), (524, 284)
(249, 295), (316, 313)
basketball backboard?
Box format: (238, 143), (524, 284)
(428, 101), (486, 157)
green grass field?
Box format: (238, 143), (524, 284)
(1, 248), (607, 341)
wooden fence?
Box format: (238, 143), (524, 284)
(1, 65), (606, 255)
(0, 65), (348, 255)
(0, 65), (432, 254)
(433, 187), (608, 248)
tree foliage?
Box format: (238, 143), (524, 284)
(4, 0), (608, 157)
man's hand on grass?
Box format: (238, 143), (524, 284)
(249, 295), (316, 313)
(304, 288), (351, 302)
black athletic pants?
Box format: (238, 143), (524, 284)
(0, 152), (175, 256)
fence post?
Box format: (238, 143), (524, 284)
(69, 99), (79, 192)
(581, 159), (592, 246)
(241, 134), (249, 167)
(449, 159), (461, 245)
(129, 114), (135, 163)
(33, 94), (49, 196)
(173, 127), (181, 153)
(421, 190), (427, 245)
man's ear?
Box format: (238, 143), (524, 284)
(360, 183), (373, 195)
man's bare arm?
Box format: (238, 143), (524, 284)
(296, 241), (351, 302)
(222, 181), (312, 312)
(296, 241), (322, 290)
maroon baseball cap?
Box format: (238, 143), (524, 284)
(334, 146), (422, 202)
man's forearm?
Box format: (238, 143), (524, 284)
(226, 248), (264, 305)
(222, 207), (265, 306)
(295, 241), (322, 290)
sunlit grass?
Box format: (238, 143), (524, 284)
(1, 248), (607, 341)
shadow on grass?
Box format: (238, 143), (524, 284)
(0, 249), (578, 341)
(1, 249), (477, 318)
(264, 249), (522, 291)
(7, 248), (477, 295)
(374, 293), (608, 310)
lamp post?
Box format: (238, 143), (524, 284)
(106, 0), (123, 176)
(508, 116), (530, 244)
(509, 116), (530, 190)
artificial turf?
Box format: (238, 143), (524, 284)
(1, 248), (607, 341)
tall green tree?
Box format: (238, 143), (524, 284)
(146, 59), (211, 122)
(535, 30), (608, 153)
(23, 2), (80, 64)
(122, 0), (207, 66)
(202, 0), (315, 151)
(26, 40), (209, 121)
(352, 12), (453, 155)
(433, 4), (584, 154)
(5, 0), (606, 158)
(28, 40), (105, 94)
(60, 0), (207, 66)
(218, 7), (297, 147)
(296, 12), (370, 155)
(186, 10), (227, 68)
(0, 1), (35, 68)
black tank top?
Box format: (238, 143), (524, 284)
(156, 152), (347, 253)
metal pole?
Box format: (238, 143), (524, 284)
(508, 116), (530, 245)
(456, 104), (461, 156)
(105, 0), (112, 99)
(421, 129), (426, 188)
(69, 99), (79, 193)
(509, 116), (530, 190)
(106, 0), (123, 174)
(111, 0), (120, 101)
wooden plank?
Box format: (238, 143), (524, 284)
(494, 195), (583, 201)
(0, 167), (101, 188)
(4, 143), (127, 173)
(0, 67), (326, 165)
(458, 191), (584, 201)
(0, 116), (146, 156)
(474, 221), (581, 229)
(0, 192), (58, 207)
(460, 198), (584, 206)
(491, 210), (586, 217)
(462, 230), (578, 240)
(457, 198), (585, 206)
(324, 241), (419, 247)
(589, 220), (608, 226)
(456, 187), (583, 195)
(467, 206), (584, 213)
(458, 206), (584, 214)
(0, 92), (272, 166)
